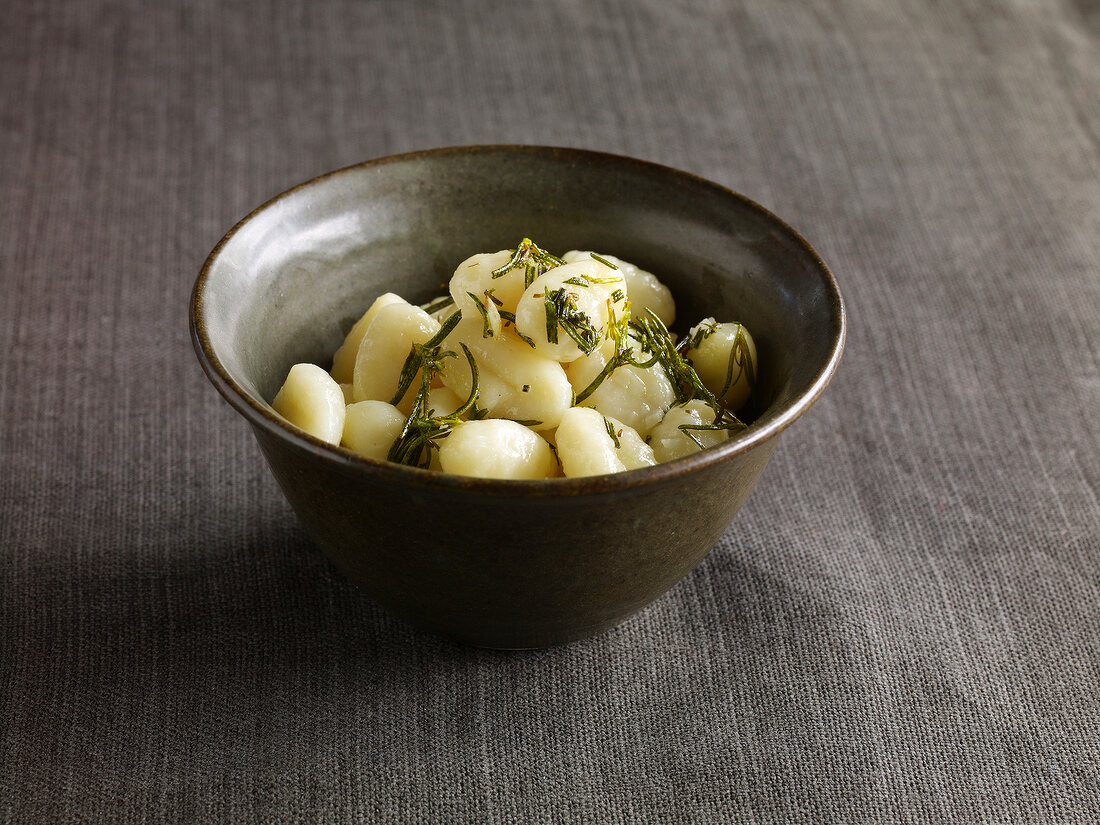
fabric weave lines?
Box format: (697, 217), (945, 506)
(2, 1), (1097, 822)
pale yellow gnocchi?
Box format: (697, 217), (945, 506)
(684, 318), (758, 413)
(272, 363), (346, 445)
(270, 239), (760, 479)
(438, 419), (557, 480)
(565, 336), (676, 438)
(555, 407), (656, 477)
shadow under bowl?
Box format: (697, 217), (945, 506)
(191, 146), (846, 648)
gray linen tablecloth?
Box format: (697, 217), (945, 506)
(3, 1), (1098, 822)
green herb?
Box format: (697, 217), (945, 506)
(389, 310), (463, 406)
(543, 287), (601, 353)
(676, 424), (712, 450)
(589, 252), (618, 270)
(603, 415), (621, 449)
(420, 294), (455, 315)
(387, 339), (480, 468)
(506, 418), (543, 427)
(573, 299), (634, 404)
(628, 309), (747, 435)
(718, 324), (756, 399)
(491, 237), (565, 288)
(466, 291), (495, 338)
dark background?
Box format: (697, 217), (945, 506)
(3, 1), (1098, 822)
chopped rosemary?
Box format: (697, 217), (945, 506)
(506, 418), (543, 427)
(628, 309), (747, 436)
(718, 324), (757, 399)
(543, 287), (601, 353)
(466, 291), (495, 338)
(589, 252), (618, 269)
(420, 294), (455, 315)
(603, 415), (621, 449)
(389, 310), (463, 406)
(491, 237), (565, 288)
(387, 340), (480, 468)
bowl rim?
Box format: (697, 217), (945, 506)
(190, 144), (846, 497)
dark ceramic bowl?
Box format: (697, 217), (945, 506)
(191, 146), (845, 648)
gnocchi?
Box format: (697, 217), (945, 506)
(271, 239), (760, 479)
(272, 363), (346, 445)
(438, 419), (557, 479)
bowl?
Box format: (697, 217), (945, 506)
(190, 146), (845, 648)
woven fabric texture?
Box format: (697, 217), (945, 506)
(2, 1), (1098, 822)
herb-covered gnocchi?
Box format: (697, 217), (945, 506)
(271, 238), (759, 479)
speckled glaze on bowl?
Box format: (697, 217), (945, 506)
(190, 146), (845, 648)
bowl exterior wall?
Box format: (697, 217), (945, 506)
(252, 424), (778, 648)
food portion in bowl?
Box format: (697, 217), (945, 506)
(271, 238), (758, 479)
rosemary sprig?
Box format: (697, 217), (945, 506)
(589, 252), (618, 270)
(387, 341), (480, 468)
(389, 310), (463, 406)
(466, 291), (496, 338)
(543, 287), (601, 353)
(628, 309), (747, 436)
(718, 324), (757, 399)
(603, 415), (621, 449)
(491, 237), (565, 288)
(573, 299), (634, 405)
(420, 294), (455, 315)
(506, 418), (543, 427)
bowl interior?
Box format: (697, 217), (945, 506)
(196, 146), (843, 466)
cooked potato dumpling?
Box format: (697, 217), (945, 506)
(449, 249), (529, 321)
(563, 251), (675, 328)
(330, 292), (404, 384)
(513, 259), (627, 363)
(649, 400), (730, 463)
(272, 363), (346, 445)
(438, 419), (556, 479)
(555, 407), (656, 477)
(566, 337), (676, 437)
(342, 400), (406, 461)
(685, 319), (757, 412)
(440, 316), (572, 430)
(352, 301), (440, 412)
